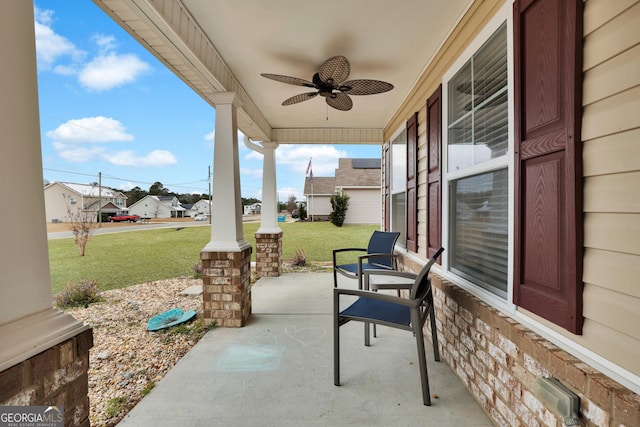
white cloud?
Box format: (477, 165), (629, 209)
(34, 8), (150, 91)
(203, 131), (215, 141)
(34, 9), (86, 70)
(240, 167), (263, 179)
(278, 187), (304, 202)
(46, 116), (134, 143)
(48, 117), (177, 167)
(79, 52), (151, 91)
(53, 142), (177, 167)
(276, 144), (347, 176)
(52, 142), (106, 163)
(101, 150), (177, 167)
(118, 181), (137, 191)
(93, 34), (117, 51)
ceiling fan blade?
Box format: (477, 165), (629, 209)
(326, 93), (353, 111)
(318, 55), (350, 85)
(261, 73), (316, 88)
(282, 92), (318, 106)
(340, 79), (394, 95)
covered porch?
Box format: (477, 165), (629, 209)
(118, 272), (492, 426)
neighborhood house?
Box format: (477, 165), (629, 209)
(304, 158), (381, 224)
(127, 195), (187, 219)
(43, 181), (128, 223)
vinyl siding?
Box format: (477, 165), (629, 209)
(384, 0), (640, 379)
(343, 189), (381, 225)
(44, 184), (73, 223)
(579, 0), (640, 376)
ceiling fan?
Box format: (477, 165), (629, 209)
(261, 55), (394, 111)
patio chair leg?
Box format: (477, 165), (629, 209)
(412, 309), (431, 406)
(428, 300), (440, 362)
(334, 294), (341, 386)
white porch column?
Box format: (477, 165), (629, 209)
(200, 92), (252, 327)
(205, 92), (250, 252)
(243, 138), (283, 277)
(243, 137), (281, 233)
(0, 4), (92, 423)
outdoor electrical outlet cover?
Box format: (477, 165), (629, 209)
(147, 308), (197, 331)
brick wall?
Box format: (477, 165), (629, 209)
(255, 231), (282, 277)
(201, 247), (253, 327)
(399, 256), (639, 427)
(0, 328), (93, 427)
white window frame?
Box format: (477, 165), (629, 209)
(387, 125), (407, 247)
(441, 1), (515, 313)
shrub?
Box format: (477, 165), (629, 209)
(191, 262), (203, 279)
(54, 279), (102, 308)
(297, 203), (307, 220)
(329, 193), (350, 227)
(290, 248), (307, 266)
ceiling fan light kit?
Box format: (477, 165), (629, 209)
(261, 55), (393, 111)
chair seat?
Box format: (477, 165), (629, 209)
(340, 297), (411, 326)
(336, 262), (390, 276)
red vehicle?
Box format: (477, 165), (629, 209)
(109, 214), (141, 223)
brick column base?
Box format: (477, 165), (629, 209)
(201, 246), (253, 327)
(255, 231), (283, 277)
(0, 328), (94, 427)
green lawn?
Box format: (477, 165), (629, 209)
(48, 222), (378, 293)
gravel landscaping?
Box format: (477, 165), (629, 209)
(65, 277), (208, 427)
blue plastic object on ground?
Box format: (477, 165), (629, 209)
(147, 308), (197, 331)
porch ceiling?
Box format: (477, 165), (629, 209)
(93, 0), (471, 143)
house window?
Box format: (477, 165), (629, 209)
(389, 128), (407, 246)
(116, 198), (124, 206)
(444, 19), (511, 298)
(69, 197), (77, 205)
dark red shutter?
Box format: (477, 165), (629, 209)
(426, 86), (442, 260)
(383, 143), (390, 231)
(513, 0), (583, 333)
(406, 113), (418, 252)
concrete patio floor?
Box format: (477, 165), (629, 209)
(118, 272), (493, 426)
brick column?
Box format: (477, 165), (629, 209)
(201, 247), (253, 327)
(0, 329), (93, 427)
(255, 231), (283, 277)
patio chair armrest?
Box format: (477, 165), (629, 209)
(333, 248), (367, 255)
(357, 252), (398, 264)
(334, 287), (416, 307)
(363, 270), (416, 291)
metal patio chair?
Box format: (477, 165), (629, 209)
(332, 230), (400, 288)
(333, 247), (444, 405)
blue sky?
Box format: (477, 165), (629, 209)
(35, 1), (381, 202)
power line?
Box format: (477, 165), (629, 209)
(43, 167), (209, 192)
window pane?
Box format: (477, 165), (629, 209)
(449, 62), (472, 123)
(474, 91), (508, 159)
(447, 23), (508, 173)
(391, 192), (406, 246)
(450, 169), (508, 296)
(391, 130), (406, 192)
(474, 23), (507, 105)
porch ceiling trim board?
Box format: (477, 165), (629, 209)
(271, 128), (384, 145)
(93, 0), (272, 142)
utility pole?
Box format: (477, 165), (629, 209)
(98, 171), (102, 228)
